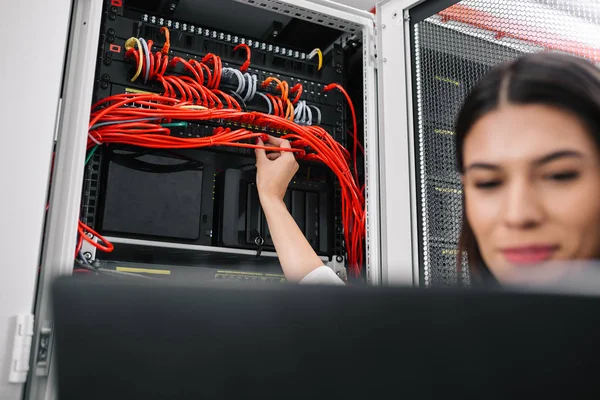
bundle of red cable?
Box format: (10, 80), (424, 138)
(126, 36), (240, 108)
(83, 28), (365, 274)
(85, 92), (365, 275)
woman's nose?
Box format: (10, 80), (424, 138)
(502, 178), (544, 229)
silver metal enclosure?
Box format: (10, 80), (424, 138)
(403, 0), (600, 288)
(0, 1), (78, 399)
(1, 1), (381, 398)
(376, 0), (423, 286)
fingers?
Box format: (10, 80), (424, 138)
(258, 135), (295, 164)
(279, 139), (292, 149)
(255, 138), (266, 161)
(265, 135), (285, 146)
(274, 137), (295, 163)
(265, 135), (291, 148)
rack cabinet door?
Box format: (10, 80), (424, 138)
(23, 1), (104, 399)
(0, 1), (76, 399)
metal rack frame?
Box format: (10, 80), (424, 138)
(14, 1), (381, 399)
(376, 0), (426, 286)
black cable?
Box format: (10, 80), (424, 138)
(228, 90), (248, 111)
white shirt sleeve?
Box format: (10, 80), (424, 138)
(300, 266), (345, 285)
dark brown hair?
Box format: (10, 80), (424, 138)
(454, 52), (600, 281)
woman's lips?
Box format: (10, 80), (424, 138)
(501, 245), (558, 265)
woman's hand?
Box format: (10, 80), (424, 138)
(254, 135), (326, 282)
(255, 135), (299, 201)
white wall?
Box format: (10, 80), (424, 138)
(0, 1), (72, 399)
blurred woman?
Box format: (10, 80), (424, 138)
(257, 52), (600, 285)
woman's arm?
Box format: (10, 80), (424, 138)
(255, 136), (338, 282)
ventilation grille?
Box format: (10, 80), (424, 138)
(413, 0), (600, 287)
(81, 152), (103, 228)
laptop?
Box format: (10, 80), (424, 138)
(52, 275), (600, 399)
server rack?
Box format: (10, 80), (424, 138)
(379, 0), (600, 287)
(21, 1), (383, 399)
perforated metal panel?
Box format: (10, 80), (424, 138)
(412, 0), (600, 287)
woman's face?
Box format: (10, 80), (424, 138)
(463, 104), (600, 283)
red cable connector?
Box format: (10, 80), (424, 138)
(233, 43), (252, 72)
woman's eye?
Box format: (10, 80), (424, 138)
(474, 180), (501, 189)
(547, 171), (579, 181)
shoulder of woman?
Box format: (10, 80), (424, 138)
(300, 266), (345, 286)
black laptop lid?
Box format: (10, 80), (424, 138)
(52, 276), (600, 399)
